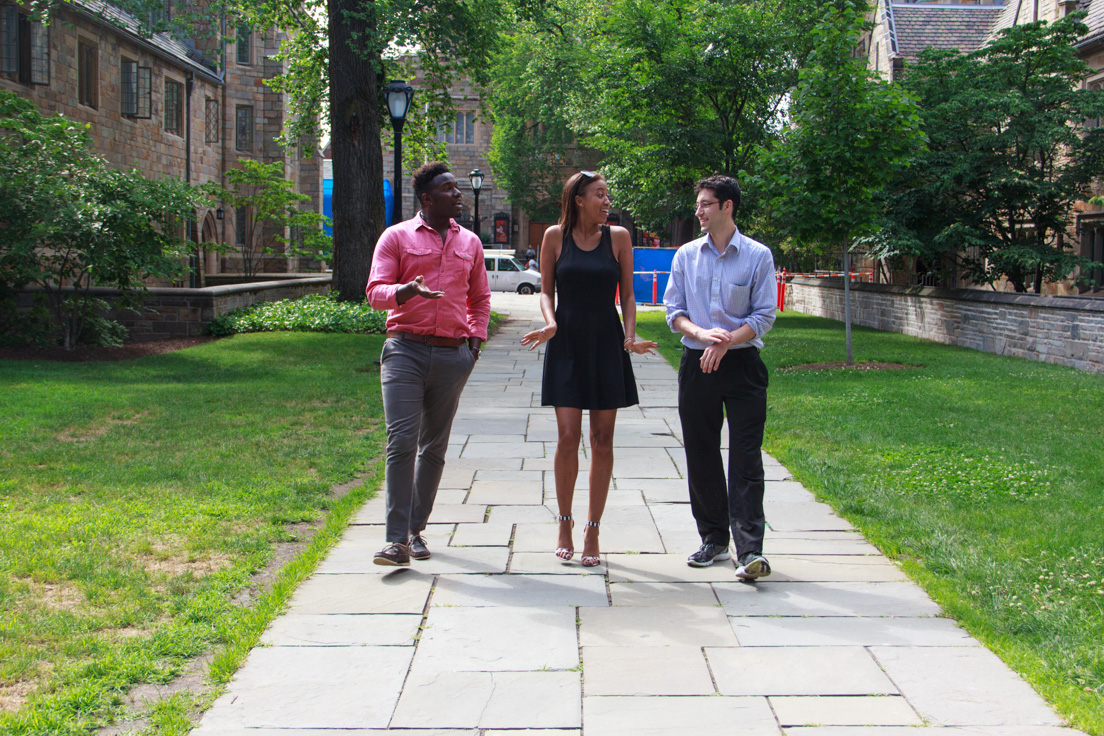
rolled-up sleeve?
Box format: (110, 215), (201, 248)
(664, 248), (689, 331)
(365, 230), (402, 310)
(744, 249), (777, 339)
(466, 252), (492, 340)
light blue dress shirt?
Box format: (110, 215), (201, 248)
(663, 226), (777, 350)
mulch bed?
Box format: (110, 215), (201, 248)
(782, 361), (914, 371)
(0, 336), (219, 363)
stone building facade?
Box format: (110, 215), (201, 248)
(0, 0), (322, 279)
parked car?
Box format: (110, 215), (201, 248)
(484, 252), (541, 294)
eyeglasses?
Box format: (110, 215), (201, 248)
(695, 200), (720, 213)
(579, 170), (598, 178)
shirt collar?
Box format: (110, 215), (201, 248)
(702, 226), (741, 256)
(416, 211), (460, 233)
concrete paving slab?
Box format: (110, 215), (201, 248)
(607, 553), (736, 583)
(450, 522), (514, 547)
(582, 645), (715, 695)
(608, 581), (720, 607)
(714, 581), (943, 617)
(392, 670), (581, 729)
(467, 480), (543, 505)
(580, 604), (737, 647)
(261, 613), (421, 647)
(432, 488), (469, 505)
(462, 441), (546, 459)
(509, 551), (606, 574)
(525, 507), (665, 553)
(610, 448), (682, 478)
(783, 729), (1084, 736)
(432, 573), (609, 607)
(633, 480), (690, 504)
(413, 606), (578, 671)
(764, 480), (819, 502)
(764, 555), (909, 583)
(486, 504), (556, 524)
(764, 465), (793, 481)
(729, 616), (976, 647)
(766, 502), (855, 532)
(315, 545), (508, 575)
(475, 469), (545, 483)
(870, 647), (1067, 726)
(582, 696), (779, 736)
(765, 531), (881, 556)
(465, 433), (530, 443)
(338, 525), (453, 548)
(193, 730), (470, 735)
(707, 646), (898, 696)
(198, 646), (414, 730)
(771, 696), (921, 727)
(285, 573), (433, 615)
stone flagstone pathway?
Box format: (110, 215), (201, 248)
(192, 293), (1086, 736)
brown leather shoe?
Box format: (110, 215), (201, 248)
(373, 542), (411, 566)
(408, 533), (431, 560)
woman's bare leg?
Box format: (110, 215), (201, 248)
(582, 408), (617, 561)
(554, 407), (583, 554)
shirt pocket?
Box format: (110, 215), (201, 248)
(722, 282), (752, 315)
(449, 249), (474, 282)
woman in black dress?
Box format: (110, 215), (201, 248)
(521, 171), (657, 566)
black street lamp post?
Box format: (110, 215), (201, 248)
(469, 169), (484, 241)
(383, 80), (415, 224)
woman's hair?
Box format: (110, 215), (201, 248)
(559, 170), (604, 235)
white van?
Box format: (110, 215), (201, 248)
(484, 252), (541, 294)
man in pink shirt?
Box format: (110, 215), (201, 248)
(366, 162), (491, 566)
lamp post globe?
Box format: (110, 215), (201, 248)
(469, 169), (484, 242)
(383, 80), (415, 224)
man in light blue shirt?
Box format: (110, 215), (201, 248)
(664, 174), (777, 580)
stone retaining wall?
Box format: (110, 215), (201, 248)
(785, 278), (1104, 372)
(18, 275), (332, 342)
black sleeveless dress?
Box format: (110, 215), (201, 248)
(542, 226), (639, 410)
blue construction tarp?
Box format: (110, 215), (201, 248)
(632, 247), (677, 305)
(322, 179), (394, 235)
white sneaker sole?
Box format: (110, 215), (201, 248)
(735, 558), (770, 580)
(687, 550), (732, 568)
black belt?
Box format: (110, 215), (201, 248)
(386, 331), (467, 347)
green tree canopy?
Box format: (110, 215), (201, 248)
(488, 0), (826, 234)
(757, 0), (924, 362)
(876, 13), (1104, 293)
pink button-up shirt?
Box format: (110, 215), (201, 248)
(365, 214), (492, 340)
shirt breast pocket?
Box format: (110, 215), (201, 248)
(450, 249), (474, 278)
(723, 282), (752, 315)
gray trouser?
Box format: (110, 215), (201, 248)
(380, 337), (475, 543)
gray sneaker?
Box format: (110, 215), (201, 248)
(687, 543), (732, 567)
(374, 542), (411, 567)
(408, 533), (431, 560)
(735, 552), (771, 580)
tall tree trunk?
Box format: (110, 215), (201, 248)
(328, 0), (386, 301)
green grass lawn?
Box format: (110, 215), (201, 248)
(637, 309), (1104, 735)
(0, 333), (388, 735)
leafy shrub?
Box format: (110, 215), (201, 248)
(208, 293), (388, 336)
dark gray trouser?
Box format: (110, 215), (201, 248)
(678, 346), (769, 558)
(380, 337), (475, 543)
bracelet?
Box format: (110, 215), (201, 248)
(623, 337), (635, 345)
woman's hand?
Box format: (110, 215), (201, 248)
(625, 337), (658, 355)
(520, 323), (557, 351)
